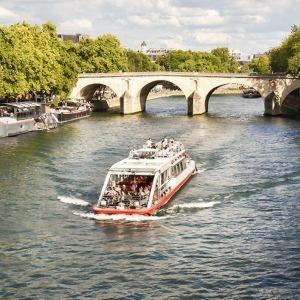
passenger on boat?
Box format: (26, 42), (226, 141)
(146, 138), (152, 148)
(131, 181), (137, 193)
(139, 186), (145, 197)
(115, 185), (121, 195)
(162, 137), (168, 149)
(143, 186), (150, 195)
(119, 189), (126, 202)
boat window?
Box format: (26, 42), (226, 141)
(161, 170), (168, 184)
(179, 162), (184, 172)
(171, 159), (187, 177)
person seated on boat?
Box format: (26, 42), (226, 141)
(135, 175), (142, 183)
(146, 138), (152, 148)
(110, 188), (120, 204)
(139, 186), (147, 198)
(104, 186), (113, 198)
(120, 190), (127, 200)
(162, 137), (168, 149)
(129, 149), (136, 158)
(115, 185), (121, 196)
(111, 180), (117, 188)
(127, 191), (133, 202)
(130, 180), (137, 193)
(143, 186), (150, 196)
(121, 184), (127, 192)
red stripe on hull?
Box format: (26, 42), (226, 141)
(92, 169), (195, 216)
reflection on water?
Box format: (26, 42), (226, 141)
(1, 95), (299, 299)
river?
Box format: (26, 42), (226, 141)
(0, 95), (299, 299)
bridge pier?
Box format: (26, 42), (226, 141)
(120, 90), (143, 114)
(187, 91), (206, 115)
(264, 92), (282, 116)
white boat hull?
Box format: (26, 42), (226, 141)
(0, 118), (36, 138)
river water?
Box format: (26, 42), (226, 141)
(0, 95), (299, 299)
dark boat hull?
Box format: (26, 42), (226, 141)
(56, 110), (91, 123)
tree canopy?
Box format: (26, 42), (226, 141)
(249, 55), (271, 74)
(77, 35), (128, 73)
(0, 22), (62, 97)
(156, 48), (240, 73)
(0, 23), (129, 99)
(270, 25), (300, 75)
(126, 50), (160, 71)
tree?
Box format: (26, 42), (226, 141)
(211, 48), (240, 73)
(77, 34), (128, 73)
(126, 50), (160, 71)
(288, 52), (300, 74)
(54, 40), (81, 98)
(0, 22), (62, 98)
(270, 25), (300, 75)
(249, 55), (271, 73)
(0, 24), (132, 100)
(156, 48), (239, 73)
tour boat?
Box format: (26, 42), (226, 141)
(93, 139), (196, 216)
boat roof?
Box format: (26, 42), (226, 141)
(3, 102), (41, 108)
(109, 140), (186, 174)
(110, 156), (172, 174)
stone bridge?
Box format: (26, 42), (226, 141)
(70, 72), (300, 116)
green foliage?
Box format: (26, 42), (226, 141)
(77, 34), (128, 73)
(0, 22), (61, 97)
(240, 63), (251, 73)
(270, 25), (300, 75)
(0, 22), (80, 98)
(288, 51), (300, 74)
(0, 24), (129, 99)
(249, 55), (271, 74)
(211, 48), (240, 73)
(126, 50), (160, 71)
(156, 48), (239, 73)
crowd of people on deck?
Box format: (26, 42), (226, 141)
(129, 138), (183, 159)
(103, 175), (153, 207)
(145, 137), (184, 157)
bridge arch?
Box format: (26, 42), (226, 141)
(281, 81), (300, 101)
(77, 83), (118, 101)
(205, 83), (261, 112)
(204, 83), (263, 113)
(281, 83), (300, 116)
(75, 82), (122, 112)
(137, 79), (187, 112)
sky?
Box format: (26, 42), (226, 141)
(0, 0), (299, 57)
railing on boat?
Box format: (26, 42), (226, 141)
(101, 194), (149, 207)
